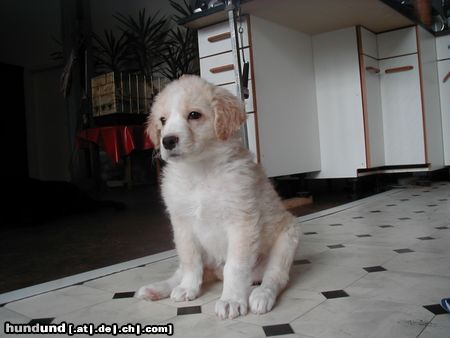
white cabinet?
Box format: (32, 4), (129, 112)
(197, 18), (259, 161)
(379, 54), (425, 165)
(197, 16), (321, 177)
(377, 26), (417, 59)
(197, 19), (249, 58)
(197, 16), (447, 179)
(199, 48), (251, 85)
(436, 35), (450, 61)
(250, 16), (321, 177)
(363, 55), (385, 167)
(312, 27), (366, 178)
(313, 25), (443, 178)
(438, 60), (450, 165)
(436, 35), (450, 166)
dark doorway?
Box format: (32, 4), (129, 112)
(1, 62), (28, 180)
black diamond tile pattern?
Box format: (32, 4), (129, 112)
(328, 244), (345, 249)
(113, 292), (135, 299)
(294, 259), (311, 265)
(177, 306), (202, 315)
(423, 304), (448, 315)
(394, 248), (414, 253)
(262, 324), (295, 336)
(29, 318), (54, 325)
(322, 290), (349, 299)
(363, 266), (387, 273)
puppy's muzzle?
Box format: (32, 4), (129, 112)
(162, 135), (179, 150)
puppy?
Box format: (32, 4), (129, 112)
(136, 75), (299, 319)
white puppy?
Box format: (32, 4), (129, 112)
(136, 75), (299, 319)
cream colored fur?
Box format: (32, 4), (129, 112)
(135, 75), (300, 319)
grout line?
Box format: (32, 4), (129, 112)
(295, 189), (404, 224)
(416, 315), (435, 337)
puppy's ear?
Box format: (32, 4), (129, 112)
(145, 113), (160, 149)
(212, 87), (246, 141)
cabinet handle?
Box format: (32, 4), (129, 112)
(444, 71), (450, 83)
(385, 65), (414, 74)
(210, 64), (234, 74)
(366, 66), (380, 74)
(208, 32), (231, 43)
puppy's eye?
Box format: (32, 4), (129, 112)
(188, 111), (202, 120)
(160, 117), (166, 126)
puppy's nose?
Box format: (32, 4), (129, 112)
(162, 135), (179, 150)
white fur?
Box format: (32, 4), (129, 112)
(135, 75), (300, 319)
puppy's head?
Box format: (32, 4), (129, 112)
(146, 75), (246, 161)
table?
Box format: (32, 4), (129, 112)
(77, 125), (156, 188)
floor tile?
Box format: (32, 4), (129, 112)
(423, 304), (448, 315)
(384, 251), (450, 277)
(418, 314), (450, 338)
(177, 305), (202, 315)
(262, 323), (294, 336)
(363, 266), (387, 273)
(321, 290), (349, 299)
(289, 263), (366, 292)
(158, 313), (263, 338)
(5, 285), (113, 318)
(227, 289), (325, 326)
(3, 183), (449, 338)
(311, 243), (396, 269)
(84, 257), (179, 293)
(291, 297), (433, 338)
(53, 297), (176, 326)
(346, 270), (449, 306)
(0, 307), (30, 335)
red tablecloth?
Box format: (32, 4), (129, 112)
(77, 125), (153, 164)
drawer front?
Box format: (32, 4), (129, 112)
(377, 27), (417, 59)
(436, 35), (450, 61)
(200, 48), (251, 85)
(220, 80), (254, 113)
(198, 19), (249, 58)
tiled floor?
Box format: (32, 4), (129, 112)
(1, 182), (449, 337)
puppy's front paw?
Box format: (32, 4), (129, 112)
(249, 286), (276, 314)
(135, 282), (170, 301)
(215, 298), (248, 320)
(170, 285), (199, 302)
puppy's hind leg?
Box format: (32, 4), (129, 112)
(135, 268), (182, 301)
(249, 223), (299, 314)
